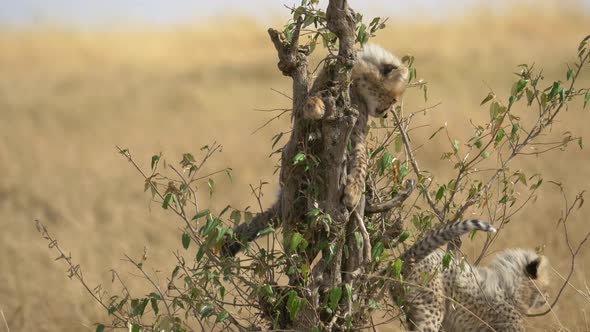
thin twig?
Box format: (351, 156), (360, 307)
(0, 309), (9, 332)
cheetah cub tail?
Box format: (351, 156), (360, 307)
(402, 219), (496, 264)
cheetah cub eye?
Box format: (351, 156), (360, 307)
(380, 63), (398, 76)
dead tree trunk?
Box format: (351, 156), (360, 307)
(266, 0), (370, 330)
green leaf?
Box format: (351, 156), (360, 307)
(130, 298), (149, 317)
(409, 67), (416, 82)
(200, 304), (214, 318)
(180, 153), (195, 168)
(171, 266), (180, 280)
(489, 100), (504, 121)
(371, 241), (384, 262)
(151, 298), (159, 315)
(578, 137), (584, 149)
(225, 168), (233, 182)
(369, 145), (385, 159)
(271, 132), (284, 149)
(480, 92), (495, 105)
(244, 211), (253, 223)
(148, 292), (162, 300)
(398, 231), (410, 243)
(354, 232), (362, 249)
(442, 252), (453, 269)
(368, 16), (381, 32)
(435, 185), (446, 202)
(162, 193), (172, 209)
(429, 126), (445, 140)
(452, 140), (459, 153)
(345, 284), (352, 300)
(508, 95), (515, 107)
(192, 209), (210, 220)
(96, 324), (105, 332)
(481, 151), (490, 159)
(526, 88), (535, 105)
(495, 128), (506, 145)
(230, 210), (241, 224)
(106, 305), (118, 315)
(531, 179), (543, 190)
(287, 290), (302, 321)
(216, 311), (229, 323)
(380, 151), (394, 175)
(512, 79), (527, 95)
(219, 204), (231, 217)
(510, 124), (520, 140)
(548, 82), (560, 100)
(584, 92), (590, 109)
(182, 232), (190, 249)
(398, 164), (409, 181)
(171, 194), (180, 209)
(290, 232), (303, 252)
(196, 246), (205, 262)
(329, 287), (342, 310)
(293, 152), (307, 165)
(131, 324), (140, 332)
(357, 23), (368, 44)
(308, 208), (321, 217)
(208, 178), (215, 196)
(151, 154), (160, 171)
(262, 284), (274, 297)
(311, 327), (320, 332)
(257, 227), (275, 237)
(392, 258), (403, 279)
(394, 135), (403, 153)
(293, 6), (305, 20)
(567, 68), (575, 81)
(202, 214), (219, 235)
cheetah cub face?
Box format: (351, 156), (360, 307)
(303, 44), (409, 120)
(351, 44), (410, 118)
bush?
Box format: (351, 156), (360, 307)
(37, 1), (590, 331)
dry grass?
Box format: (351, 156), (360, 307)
(0, 5), (589, 331)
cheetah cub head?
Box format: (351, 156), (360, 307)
(352, 44), (410, 118)
(492, 249), (550, 313)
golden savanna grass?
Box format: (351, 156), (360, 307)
(1, 5), (590, 331)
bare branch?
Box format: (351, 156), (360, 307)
(366, 179), (415, 214)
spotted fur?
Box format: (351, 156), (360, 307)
(304, 44), (410, 208)
(222, 45), (409, 257)
(395, 220), (549, 332)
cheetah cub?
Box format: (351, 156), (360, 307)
(220, 45), (409, 257)
(397, 220), (549, 332)
(304, 44), (410, 208)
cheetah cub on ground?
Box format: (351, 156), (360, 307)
(304, 44), (410, 208)
(398, 220), (549, 332)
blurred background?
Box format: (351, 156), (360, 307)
(1, 0), (589, 331)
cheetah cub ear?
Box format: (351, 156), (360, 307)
(525, 258), (543, 279)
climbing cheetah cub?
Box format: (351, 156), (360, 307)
(304, 44), (410, 208)
(220, 45), (409, 257)
(399, 220), (549, 331)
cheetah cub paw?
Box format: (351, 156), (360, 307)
(343, 177), (362, 209)
(303, 96), (326, 120)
